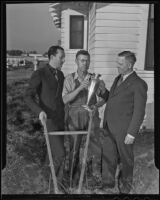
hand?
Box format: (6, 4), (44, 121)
(39, 111), (47, 126)
(124, 134), (135, 144)
(90, 105), (98, 116)
(79, 79), (90, 91)
(98, 80), (106, 94)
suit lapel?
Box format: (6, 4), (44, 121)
(109, 75), (120, 97)
(110, 72), (137, 98)
(45, 65), (58, 87)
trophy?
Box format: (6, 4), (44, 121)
(82, 73), (101, 112)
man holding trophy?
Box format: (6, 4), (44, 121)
(62, 50), (108, 188)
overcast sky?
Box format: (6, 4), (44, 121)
(6, 3), (61, 54)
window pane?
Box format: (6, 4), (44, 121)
(70, 16), (84, 49)
(71, 17), (83, 31)
(70, 32), (83, 49)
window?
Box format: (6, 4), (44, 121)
(70, 15), (84, 49)
(145, 4), (154, 70)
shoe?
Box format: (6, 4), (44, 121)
(118, 185), (130, 194)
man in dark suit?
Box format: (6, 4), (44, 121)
(25, 46), (66, 186)
(99, 51), (148, 194)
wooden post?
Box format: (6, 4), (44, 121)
(70, 135), (77, 188)
(43, 122), (59, 194)
(77, 111), (93, 194)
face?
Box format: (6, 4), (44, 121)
(76, 54), (90, 73)
(116, 56), (132, 75)
(51, 49), (65, 70)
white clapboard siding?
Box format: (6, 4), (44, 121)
(62, 64), (77, 76)
(95, 41), (138, 48)
(95, 27), (139, 35)
(88, 34), (95, 46)
(63, 69), (76, 77)
(96, 12), (141, 20)
(61, 8), (88, 50)
(109, 3), (140, 7)
(61, 10), (68, 49)
(95, 27), (139, 34)
(62, 64), (76, 69)
(94, 67), (118, 75)
(61, 7), (88, 70)
(96, 5), (141, 13)
(95, 48), (138, 55)
(135, 71), (154, 104)
(88, 3), (96, 70)
(89, 24), (96, 38)
(142, 79), (154, 92)
(137, 71), (154, 78)
(95, 34), (139, 42)
(65, 54), (82, 61)
(96, 19), (140, 28)
(94, 54), (117, 62)
(144, 102), (154, 129)
(100, 74), (117, 88)
(94, 61), (116, 68)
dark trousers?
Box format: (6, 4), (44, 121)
(45, 119), (65, 181)
(102, 129), (134, 193)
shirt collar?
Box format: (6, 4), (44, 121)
(74, 71), (90, 81)
(47, 63), (57, 74)
(122, 71), (134, 81)
(74, 71), (79, 80)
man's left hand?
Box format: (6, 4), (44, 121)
(98, 80), (106, 94)
(124, 134), (135, 144)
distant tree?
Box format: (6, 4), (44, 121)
(22, 50), (27, 54)
(43, 52), (48, 57)
(7, 50), (23, 56)
(29, 51), (37, 54)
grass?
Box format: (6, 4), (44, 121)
(2, 68), (159, 194)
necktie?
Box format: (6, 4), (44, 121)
(49, 66), (58, 81)
(55, 70), (58, 81)
(117, 75), (123, 87)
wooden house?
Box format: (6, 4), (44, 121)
(49, 2), (154, 130)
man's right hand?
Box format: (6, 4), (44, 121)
(39, 111), (47, 126)
(79, 79), (90, 91)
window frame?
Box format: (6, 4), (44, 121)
(69, 15), (84, 49)
(145, 4), (154, 71)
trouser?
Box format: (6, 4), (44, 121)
(65, 106), (102, 185)
(65, 130), (103, 186)
(67, 133), (84, 185)
(45, 119), (65, 182)
(102, 128), (134, 193)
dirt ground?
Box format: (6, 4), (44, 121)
(2, 68), (159, 195)
(2, 131), (159, 194)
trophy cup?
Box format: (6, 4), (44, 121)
(82, 73), (101, 112)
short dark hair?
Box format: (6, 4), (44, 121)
(48, 46), (64, 60)
(76, 50), (90, 59)
(118, 51), (136, 66)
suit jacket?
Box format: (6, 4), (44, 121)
(25, 63), (65, 129)
(103, 71), (148, 137)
